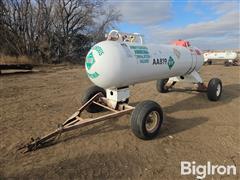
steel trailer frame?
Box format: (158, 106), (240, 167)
(18, 92), (134, 153)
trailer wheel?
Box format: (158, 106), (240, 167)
(233, 59), (239, 66)
(224, 60), (230, 66)
(207, 60), (212, 65)
(131, 100), (163, 140)
(207, 78), (222, 101)
(82, 86), (106, 113)
(156, 78), (169, 93)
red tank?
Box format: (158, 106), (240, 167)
(172, 40), (191, 47)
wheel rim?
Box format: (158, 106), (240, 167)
(216, 84), (221, 96)
(145, 111), (160, 133)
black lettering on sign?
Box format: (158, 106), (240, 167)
(152, 58), (167, 65)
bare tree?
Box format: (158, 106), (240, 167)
(0, 0), (121, 63)
(92, 6), (121, 43)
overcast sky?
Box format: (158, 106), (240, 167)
(108, 0), (239, 50)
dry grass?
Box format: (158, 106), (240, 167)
(0, 55), (33, 64)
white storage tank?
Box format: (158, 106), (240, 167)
(85, 32), (204, 89)
(204, 51), (237, 62)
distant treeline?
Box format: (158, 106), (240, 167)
(0, 0), (120, 64)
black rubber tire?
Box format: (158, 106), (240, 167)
(207, 60), (212, 65)
(82, 86), (106, 113)
(224, 60), (230, 66)
(131, 100), (163, 140)
(156, 78), (169, 93)
(207, 78), (222, 101)
(232, 59), (239, 66)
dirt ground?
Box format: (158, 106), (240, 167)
(0, 64), (239, 179)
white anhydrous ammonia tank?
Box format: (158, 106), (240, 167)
(204, 51), (237, 62)
(85, 41), (204, 89)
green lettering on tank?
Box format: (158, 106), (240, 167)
(129, 46), (148, 50)
(87, 72), (99, 79)
(134, 49), (149, 55)
(93, 45), (104, 56)
(129, 45), (150, 64)
(168, 56), (175, 69)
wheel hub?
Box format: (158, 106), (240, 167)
(145, 111), (160, 133)
(216, 84), (221, 96)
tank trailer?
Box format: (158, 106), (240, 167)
(19, 30), (222, 152)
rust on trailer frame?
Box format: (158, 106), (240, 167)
(18, 93), (134, 153)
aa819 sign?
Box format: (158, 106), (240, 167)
(152, 58), (167, 65)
